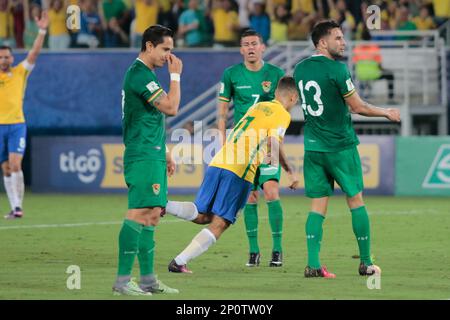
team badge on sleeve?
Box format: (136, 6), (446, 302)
(261, 81), (272, 93)
(346, 78), (355, 92)
(152, 184), (161, 195)
(146, 81), (160, 93)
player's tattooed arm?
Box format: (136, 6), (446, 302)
(345, 91), (401, 122)
(152, 91), (167, 108)
(153, 90), (180, 116)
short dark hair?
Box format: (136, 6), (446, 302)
(240, 29), (264, 44)
(141, 25), (174, 52)
(311, 20), (341, 47)
(0, 45), (12, 53)
(276, 76), (297, 93)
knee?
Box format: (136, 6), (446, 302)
(263, 183), (279, 201)
(347, 193), (365, 209)
(208, 220), (229, 240)
(193, 213), (212, 225)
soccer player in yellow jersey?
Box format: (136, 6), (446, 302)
(0, 11), (48, 219)
(165, 76), (299, 273)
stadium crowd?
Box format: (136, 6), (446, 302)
(0, 0), (449, 49)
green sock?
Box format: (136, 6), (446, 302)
(305, 212), (324, 269)
(117, 219), (143, 276)
(267, 200), (283, 253)
(244, 203), (259, 253)
(138, 225), (155, 276)
(351, 206), (372, 266)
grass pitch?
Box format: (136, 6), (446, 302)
(0, 194), (449, 300)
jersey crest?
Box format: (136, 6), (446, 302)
(152, 183), (161, 195)
(261, 81), (272, 93)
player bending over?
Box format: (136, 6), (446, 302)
(165, 76), (299, 273)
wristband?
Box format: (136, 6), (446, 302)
(39, 29), (47, 35)
(170, 73), (180, 82)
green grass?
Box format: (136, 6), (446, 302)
(0, 194), (449, 300)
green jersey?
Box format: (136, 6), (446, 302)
(293, 54), (359, 152)
(122, 59), (166, 163)
(219, 62), (285, 123)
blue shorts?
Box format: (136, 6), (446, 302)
(194, 166), (252, 224)
(0, 123), (27, 163)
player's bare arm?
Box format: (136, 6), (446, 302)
(26, 10), (48, 65)
(217, 100), (229, 145)
(153, 54), (182, 116)
(279, 141), (299, 190)
(166, 147), (176, 177)
(345, 91), (401, 122)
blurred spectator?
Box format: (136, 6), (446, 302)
(413, 4), (436, 30)
(11, 0), (24, 48)
(157, 0), (178, 32)
(101, 0), (129, 47)
(329, 0), (356, 41)
(236, 0), (250, 31)
(211, 0), (239, 47)
(386, 0), (398, 29)
(287, 10), (314, 40)
(48, 0), (70, 50)
(352, 27), (395, 102)
(178, 0), (202, 46)
(131, 0), (159, 48)
(269, 4), (288, 44)
(401, 0), (420, 17)
(345, 0), (363, 25)
(395, 5), (417, 40)
(433, 0), (450, 26)
(77, 0), (102, 48)
(266, 0), (288, 18)
(291, 0), (314, 15)
(23, 0), (40, 49)
(315, 0), (331, 19)
(0, 0), (15, 47)
(249, 0), (270, 44)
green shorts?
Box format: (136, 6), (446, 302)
(303, 146), (364, 198)
(252, 164), (281, 191)
(124, 160), (167, 209)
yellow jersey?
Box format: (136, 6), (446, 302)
(212, 9), (239, 42)
(0, 11), (14, 38)
(0, 61), (34, 124)
(48, 8), (68, 36)
(210, 100), (291, 183)
(135, 0), (159, 34)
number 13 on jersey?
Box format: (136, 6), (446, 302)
(298, 80), (324, 117)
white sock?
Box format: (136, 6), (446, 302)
(166, 201), (199, 221)
(175, 228), (216, 265)
(3, 176), (17, 211)
(11, 171), (24, 209)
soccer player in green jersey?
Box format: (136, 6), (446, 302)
(217, 29), (299, 268)
(112, 25), (183, 296)
(293, 20), (400, 278)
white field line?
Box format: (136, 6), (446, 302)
(0, 218), (186, 231)
(0, 209), (440, 231)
